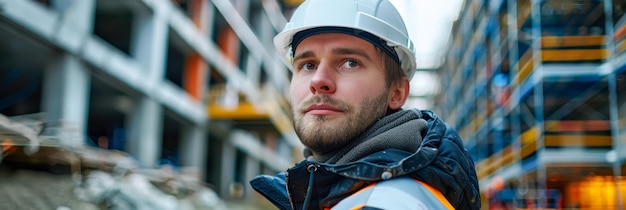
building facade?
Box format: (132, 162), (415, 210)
(435, 0), (626, 208)
(0, 0), (301, 204)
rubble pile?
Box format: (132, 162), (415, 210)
(74, 167), (229, 210)
(0, 113), (229, 210)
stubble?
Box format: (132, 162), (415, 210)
(293, 92), (389, 155)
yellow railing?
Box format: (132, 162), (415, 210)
(476, 120), (611, 179)
(509, 36), (607, 95)
(541, 49), (607, 62)
(541, 35), (605, 48)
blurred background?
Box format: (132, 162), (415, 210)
(1, 0), (626, 209)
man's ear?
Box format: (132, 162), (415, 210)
(388, 78), (410, 110)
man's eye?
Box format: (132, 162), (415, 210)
(299, 63), (316, 71)
(341, 60), (359, 69)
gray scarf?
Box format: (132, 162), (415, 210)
(304, 108), (428, 164)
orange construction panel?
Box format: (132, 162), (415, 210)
(544, 135), (612, 147)
(541, 36), (606, 48)
(183, 0), (208, 101)
(615, 24), (626, 41)
(218, 26), (239, 65)
(184, 53), (207, 100)
(541, 49), (607, 61)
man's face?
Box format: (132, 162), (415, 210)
(289, 33), (390, 156)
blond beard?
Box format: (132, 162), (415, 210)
(293, 92), (389, 156)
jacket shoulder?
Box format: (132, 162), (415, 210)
(414, 109), (481, 209)
(249, 173), (291, 210)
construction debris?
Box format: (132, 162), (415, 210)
(0, 113), (229, 210)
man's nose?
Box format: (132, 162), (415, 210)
(309, 64), (336, 94)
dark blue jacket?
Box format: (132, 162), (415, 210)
(250, 110), (480, 210)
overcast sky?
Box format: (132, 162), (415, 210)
(389, 0), (464, 69)
(388, 0), (464, 109)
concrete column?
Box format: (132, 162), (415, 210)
(125, 98), (163, 168)
(251, 8), (271, 87)
(130, 3), (169, 86)
(205, 132), (224, 193)
(205, 0), (216, 36)
(243, 155), (260, 199)
(39, 0), (96, 148)
(219, 141), (236, 199)
(124, 0), (168, 168)
(51, 0), (96, 29)
(41, 55), (91, 147)
(179, 123), (207, 179)
(244, 54), (260, 88)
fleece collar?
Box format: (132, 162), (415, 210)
(305, 109), (428, 164)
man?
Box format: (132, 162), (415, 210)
(250, 0), (480, 209)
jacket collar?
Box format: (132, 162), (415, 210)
(251, 109), (481, 209)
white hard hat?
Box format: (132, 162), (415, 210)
(274, 0), (417, 79)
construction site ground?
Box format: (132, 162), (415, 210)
(0, 163), (275, 210)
